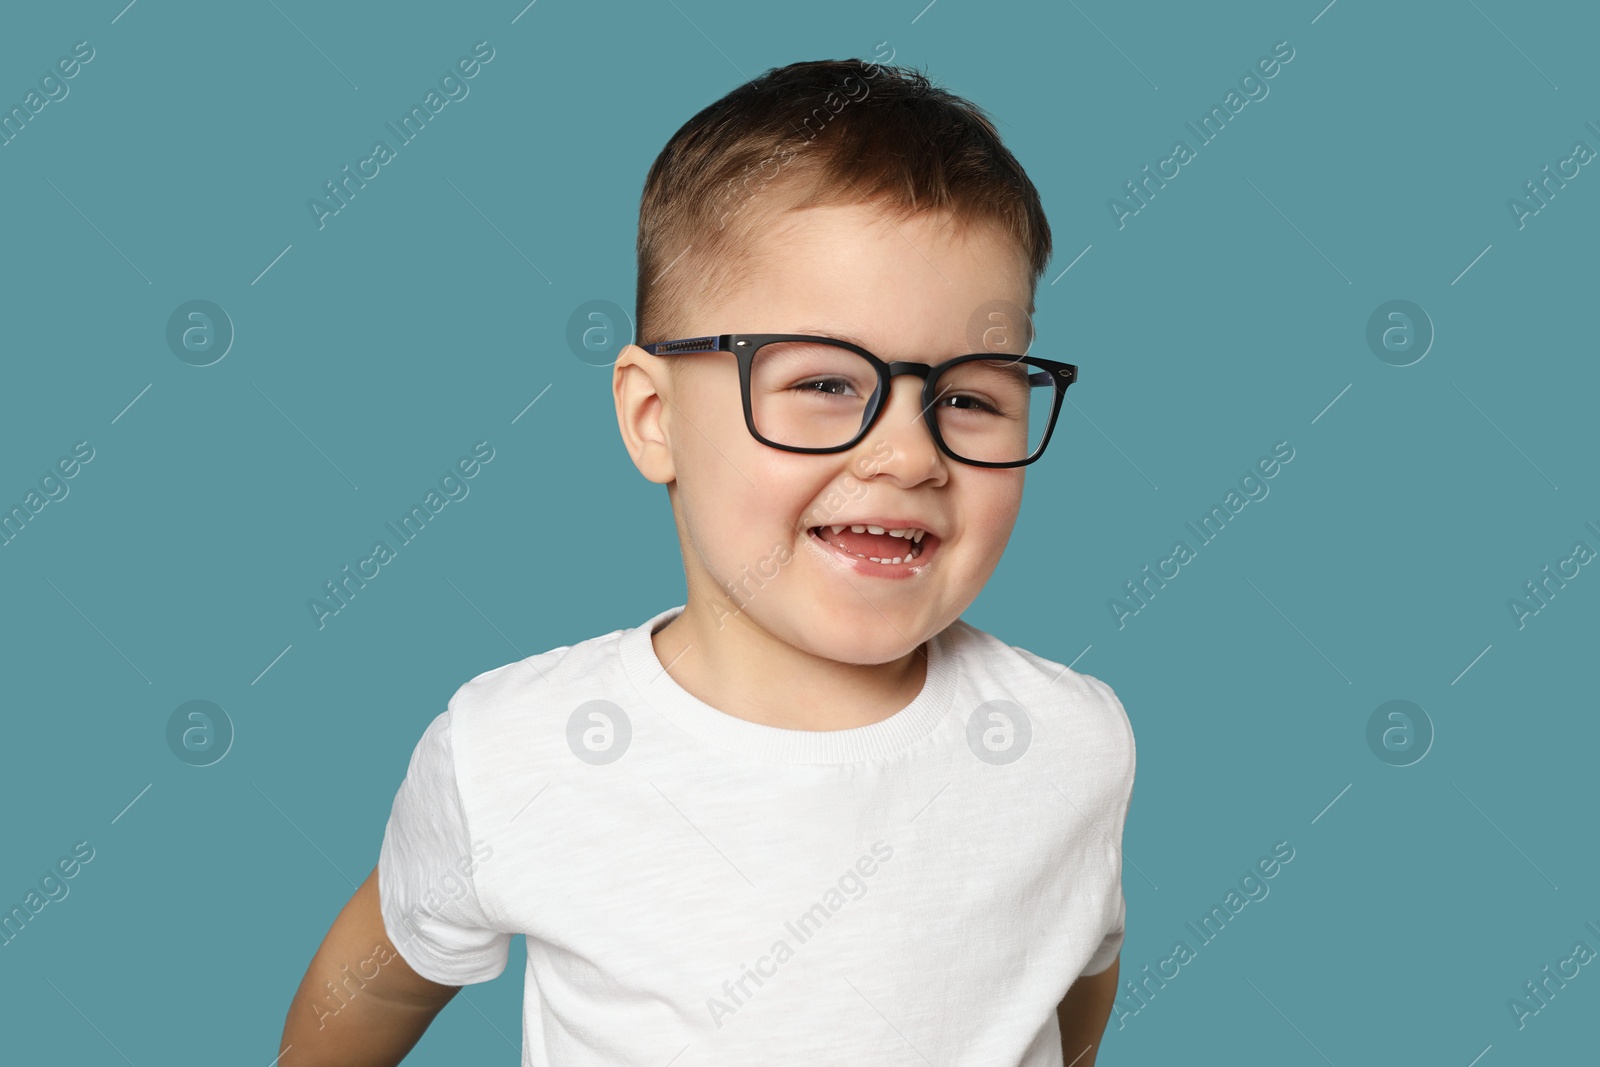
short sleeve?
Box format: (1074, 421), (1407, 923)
(1081, 890), (1124, 975)
(1077, 670), (1132, 978)
(378, 709), (511, 985)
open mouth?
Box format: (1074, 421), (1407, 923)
(806, 524), (934, 566)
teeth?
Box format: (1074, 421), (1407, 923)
(815, 523), (931, 556)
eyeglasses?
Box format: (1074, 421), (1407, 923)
(636, 333), (1078, 468)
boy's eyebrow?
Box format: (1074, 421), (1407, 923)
(792, 327), (998, 362)
(792, 325), (876, 350)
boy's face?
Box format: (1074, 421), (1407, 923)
(617, 200), (1036, 665)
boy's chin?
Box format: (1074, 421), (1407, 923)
(780, 602), (932, 666)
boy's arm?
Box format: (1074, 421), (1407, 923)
(1057, 956), (1119, 1066)
(278, 865), (461, 1067)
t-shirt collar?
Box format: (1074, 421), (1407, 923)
(617, 604), (959, 764)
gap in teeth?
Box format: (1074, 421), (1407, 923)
(824, 524), (926, 542)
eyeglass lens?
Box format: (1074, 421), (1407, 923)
(748, 340), (1056, 464)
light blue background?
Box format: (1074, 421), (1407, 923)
(1, 0), (1595, 1063)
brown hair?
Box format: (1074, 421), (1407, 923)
(634, 58), (1053, 345)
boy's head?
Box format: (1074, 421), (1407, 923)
(614, 58), (1056, 666)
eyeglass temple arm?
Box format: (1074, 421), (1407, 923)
(640, 336), (725, 355)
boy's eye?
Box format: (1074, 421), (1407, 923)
(754, 342), (875, 400)
(794, 377), (860, 397)
(936, 392), (1001, 415)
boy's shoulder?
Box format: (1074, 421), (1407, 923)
(416, 620), (636, 805)
(445, 620), (624, 720)
(949, 619), (1135, 761)
(951, 618), (1128, 713)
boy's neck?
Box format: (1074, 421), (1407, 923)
(649, 602), (930, 732)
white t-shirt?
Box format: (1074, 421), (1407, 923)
(378, 604), (1134, 1066)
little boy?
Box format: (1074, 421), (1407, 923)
(280, 58), (1133, 1066)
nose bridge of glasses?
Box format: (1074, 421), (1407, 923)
(884, 359), (936, 382)
(865, 360), (944, 444)
(879, 360), (938, 406)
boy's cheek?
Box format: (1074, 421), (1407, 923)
(814, 487), (851, 522)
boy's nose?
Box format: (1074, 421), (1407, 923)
(860, 374), (947, 480)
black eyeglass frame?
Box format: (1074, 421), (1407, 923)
(635, 333), (1079, 469)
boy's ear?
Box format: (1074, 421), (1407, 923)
(612, 345), (676, 485)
